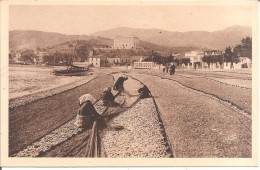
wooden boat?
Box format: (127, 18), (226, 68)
(52, 42), (91, 76)
(53, 65), (89, 76)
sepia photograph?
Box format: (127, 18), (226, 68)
(0, 0), (259, 167)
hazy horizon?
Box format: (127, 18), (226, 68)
(9, 24), (252, 36)
(10, 5), (253, 35)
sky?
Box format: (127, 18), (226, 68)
(9, 5), (253, 35)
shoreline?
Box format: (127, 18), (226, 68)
(9, 75), (97, 108)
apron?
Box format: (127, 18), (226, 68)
(75, 101), (96, 128)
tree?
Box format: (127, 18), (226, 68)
(153, 55), (163, 64)
(174, 58), (180, 67)
(216, 55), (224, 68)
(168, 54), (175, 63)
(76, 45), (90, 62)
(20, 49), (36, 63)
(209, 54), (224, 68)
(142, 56), (153, 62)
(142, 51), (164, 65)
(43, 54), (55, 65)
(9, 53), (14, 64)
(224, 46), (240, 68)
(181, 58), (190, 66)
(9, 53), (13, 59)
(234, 36), (252, 59)
(152, 52), (163, 64)
(202, 55), (212, 68)
(63, 53), (72, 65)
(241, 37), (252, 59)
(163, 56), (169, 64)
(43, 52), (69, 65)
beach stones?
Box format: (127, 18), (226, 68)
(100, 98), (171, 158)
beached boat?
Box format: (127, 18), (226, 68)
(53, 65), (88, 76)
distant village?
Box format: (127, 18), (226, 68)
(9, 35), (252, 70)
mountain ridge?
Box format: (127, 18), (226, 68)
(9, 25), (251, 51)
(89, 26), (251, 49)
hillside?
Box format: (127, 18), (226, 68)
(90, 26), (252, 50)
(139, 40), (208, 54)
(10, 30), (203, 54)
(9, 30), (96, 51)
(10, 25), (250, 52)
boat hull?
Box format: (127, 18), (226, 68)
(53, 70), (88, 76)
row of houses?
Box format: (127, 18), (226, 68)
(10, 34), (251, 69)
(11, 50), (50, 64)
(184, 50), (252, 69)
(88, 51), (145, 67)
(10, 47), (148, 66)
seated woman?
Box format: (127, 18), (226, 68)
(138, 85), (151, 99)
(102, 87), (115, 106)
(75, 94), (102, 129)
(102, 87), (120, 107)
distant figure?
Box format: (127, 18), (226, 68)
(113, 76), (128, 97)
(102, 87), (115, 106)
(162, 65), (166, 73)
(170, 64), (175, 75)
(75, 94), (102, 128)
(166, 66), (169, 73)
(138, 85), (151, 99)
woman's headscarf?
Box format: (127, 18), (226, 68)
(103, 87), (112, 93)
(79, 94), (96, 105)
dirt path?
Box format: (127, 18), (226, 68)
(9, 74), (114, 156)
(128, 72), (251, 158)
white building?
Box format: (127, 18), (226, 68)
(134, 62), (155, 69)
(185, 51), (204, 69)
(14, 52), (21, 61)
(113, 36), (139, 49)
(107, 57), (120, 65)
(224, 57), (252, 69)
(89, 56), (101, 67)
(36, 51), (50, 63)
(239, 57), (252, 68)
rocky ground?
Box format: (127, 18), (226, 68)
(100, 74), (172, 158)
(101, 98), (172, 158)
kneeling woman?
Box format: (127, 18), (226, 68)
(75, 94), (102, 129)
